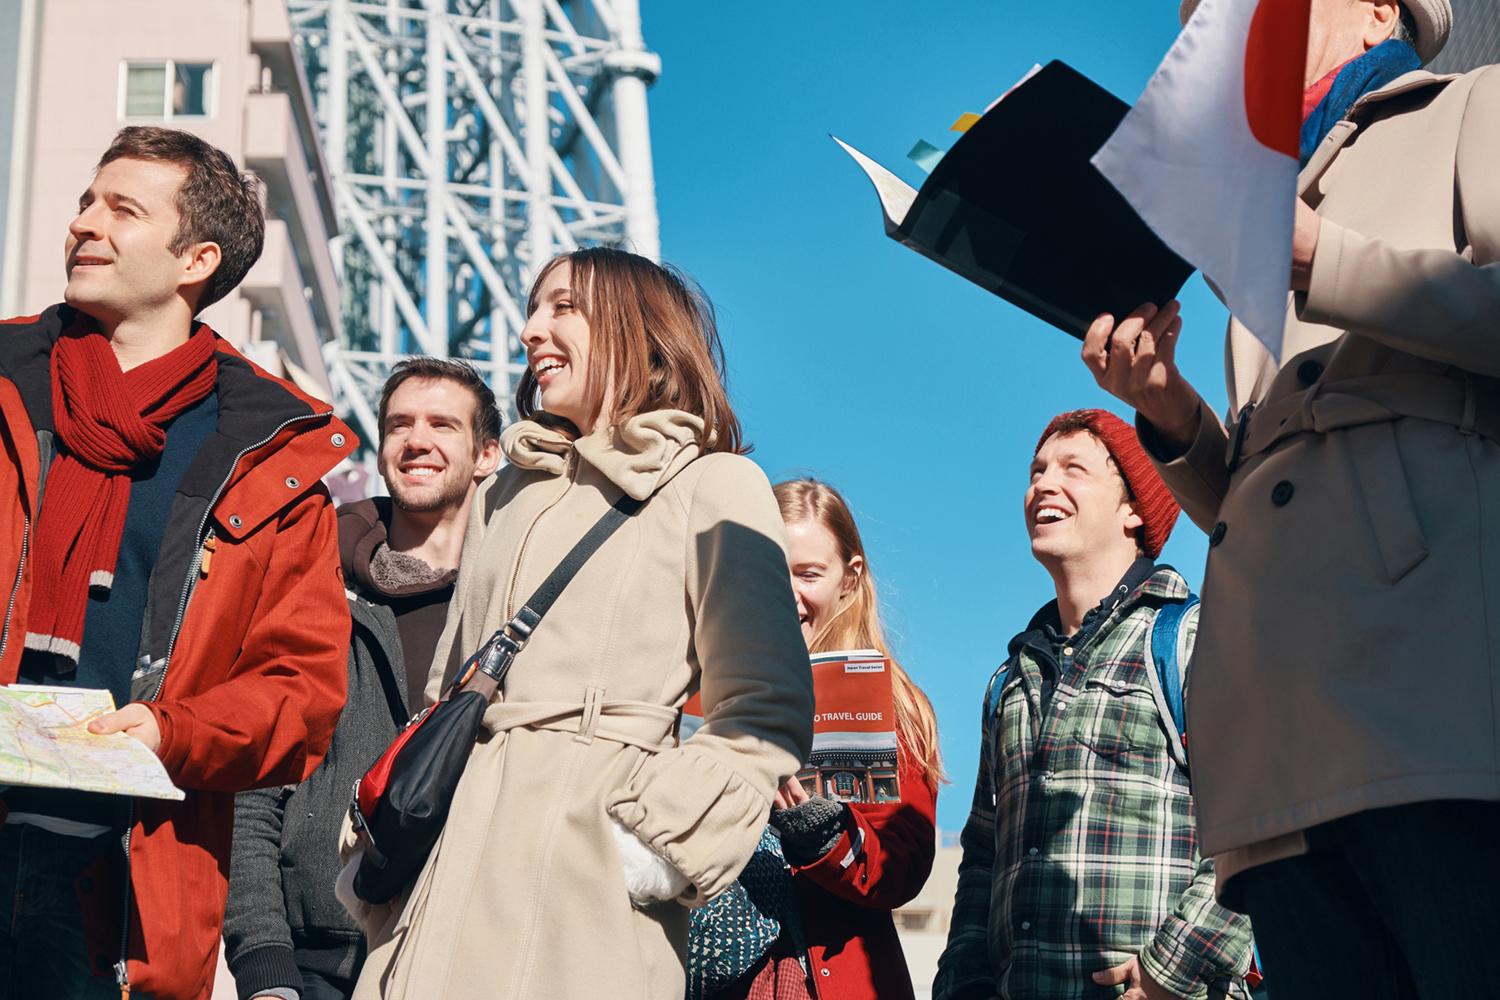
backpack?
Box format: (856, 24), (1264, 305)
(1146, 595), (1197, 771)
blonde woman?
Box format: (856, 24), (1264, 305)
(346, 247), (813, 1000)
(704, 479), (942, 1000)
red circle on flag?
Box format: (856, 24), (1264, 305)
(1244, 0), (1311, 158)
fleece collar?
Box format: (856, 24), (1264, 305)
(501, 410), (707, 500)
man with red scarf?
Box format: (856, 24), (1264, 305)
(0, 126), (353, 998)
(1083, 1), (1500, 997)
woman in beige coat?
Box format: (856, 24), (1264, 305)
(344, 248), (814, 999)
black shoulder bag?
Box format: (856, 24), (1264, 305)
(349, 493), (644, 904)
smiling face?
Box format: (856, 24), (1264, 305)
(521, 261), (598, 432)
(64, 157), (210, 326)
(1025, 430), (1144, 569)
(378, 377), (497, 515)
(784, 517), (864, 646)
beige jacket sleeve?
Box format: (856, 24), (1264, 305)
(605, 454), (814, 904)
(1138, 399), (1233, 534)
(1297, 67), (1500, 374)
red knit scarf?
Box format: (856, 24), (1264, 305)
(23, 323), (218, 663)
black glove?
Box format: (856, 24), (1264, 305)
(771, 797), (848, 867)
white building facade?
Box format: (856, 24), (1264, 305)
(0, 0), (340, 397)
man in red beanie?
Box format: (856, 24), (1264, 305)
(934, 409), (1254, 1000)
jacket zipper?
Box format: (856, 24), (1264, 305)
(502, 451), (578, 623)
(116, 411), (326, 997)
(0, 516), (29, 665)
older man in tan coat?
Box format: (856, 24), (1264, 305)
(1083, 0), (1500, 996)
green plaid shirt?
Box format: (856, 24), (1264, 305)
(934, 566), (1253, 1000)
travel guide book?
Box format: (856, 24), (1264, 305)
(680, 648), (901, 805)
(834, 60), (1193, 339)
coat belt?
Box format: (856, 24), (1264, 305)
(1241, 369), (1500, 461)
(480, 688), (679, 753)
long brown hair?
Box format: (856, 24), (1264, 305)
(774, 479), (944, 788)
(517, 247), (745, 454)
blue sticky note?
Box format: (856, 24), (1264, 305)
(907, 139), (944, 174)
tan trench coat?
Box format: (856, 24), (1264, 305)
(346, 411), (814, 998)
(1145, 65), (1500, 899)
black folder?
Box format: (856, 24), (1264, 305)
(836, 60), (1193, 339)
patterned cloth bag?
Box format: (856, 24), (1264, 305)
(686, 827), (802, 999)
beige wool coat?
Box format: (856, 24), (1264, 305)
(344, 410), (814, 999)
(1142, 65), (1500, 900)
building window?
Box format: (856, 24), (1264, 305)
(120, 60), (215, 120)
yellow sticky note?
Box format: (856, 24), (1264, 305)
(950, 113), (982, 133)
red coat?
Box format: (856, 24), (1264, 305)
(0, 307), (355, 999)
(791, 739), (938, 1000)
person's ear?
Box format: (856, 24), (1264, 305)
(474, 437), (501, 479)
(1122, 503), (1145, 534)
(841, 554), (865, 597)
(1365, 0), (1401, 48)
(179, 241), (222, 303)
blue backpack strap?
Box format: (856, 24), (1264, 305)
(1149, 594), (1198, 767)
(982, 660), (1013, 724)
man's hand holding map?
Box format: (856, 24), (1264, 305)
(0, 685), (184, 800)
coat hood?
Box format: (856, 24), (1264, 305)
(501, 410), (707, 500)
(339, 498), (388, 594)
(337, 497), (457, 600)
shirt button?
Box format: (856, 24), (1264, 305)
(1209, 522), (1227, 547)
(1021, 920), (1032, 931)
(819, 968), (830, 977)
(1297, 360), (1324, 386)
(1062, 646), (1074, 657)
(1272, 481), (1295, 506)
(1028, 847), (1039, 857)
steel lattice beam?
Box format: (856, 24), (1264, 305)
(286, 0), (660, 448)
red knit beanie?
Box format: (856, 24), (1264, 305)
(1035, 409), (1181, 558)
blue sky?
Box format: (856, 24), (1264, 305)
(642, 1), (1231, 831)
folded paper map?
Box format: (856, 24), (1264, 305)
(0, 686), (184, 800)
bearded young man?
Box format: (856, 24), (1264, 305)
(1082, 0), (1500, 995)
(934, 411), (1252, 1000)
(0, 127), (354, 999)
(224, 358), (500, 1000)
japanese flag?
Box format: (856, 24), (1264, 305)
(1093, 0), (1311, 359)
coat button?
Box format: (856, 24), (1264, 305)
(1297, 360), (1324, 386)
(228, 514), (243, 529)
(331, 432), (346, 447)
(1272, 481), (1295, 506)
(1210, 522), (1228, 546)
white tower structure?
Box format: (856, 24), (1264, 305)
(286, 0), (660, 444)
